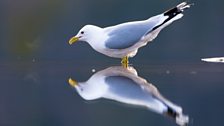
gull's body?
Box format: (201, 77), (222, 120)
(69, 2), (192, 63)
(69, 66), (189, 126)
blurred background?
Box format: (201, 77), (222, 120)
(1, 0), (224, 126)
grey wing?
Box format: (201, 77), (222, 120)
(104, 15), (167, 49)
(105, 76), (153, 100)
(105, 24), (149, 49)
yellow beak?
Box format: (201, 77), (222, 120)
(69, 36), (79, 45)
(68, 78), (78, 87)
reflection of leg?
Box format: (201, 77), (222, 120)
(121, 56), (129, 68)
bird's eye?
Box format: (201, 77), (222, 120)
(81, 31), (84, 34)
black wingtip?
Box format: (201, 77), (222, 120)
(164, 108), (189, 126)
(164, 2), (193, 16)
(165, 107), (178, 119)
(149, 2), (192, 34)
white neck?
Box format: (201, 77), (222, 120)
(86, 29), (108, 52)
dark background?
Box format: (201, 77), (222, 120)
(1, 0), (224, 126)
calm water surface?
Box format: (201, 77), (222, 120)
(1, 61), (224, 126)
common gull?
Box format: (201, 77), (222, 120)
(202, 57), (224, 63)
(69, 2), (192, 65)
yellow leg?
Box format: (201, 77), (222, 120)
(121, 56), (129, 68)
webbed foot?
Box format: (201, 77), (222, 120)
(121, 56), (129, 68)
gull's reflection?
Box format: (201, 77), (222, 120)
(69, 66), (189, 126)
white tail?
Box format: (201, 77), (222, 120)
(176, 113), (189, 126)
(177, 2), (193, 11)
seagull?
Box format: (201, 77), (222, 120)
(201, 57), (224, 63)
(68, 66), (189, 126)
(69, 2), (192, 65)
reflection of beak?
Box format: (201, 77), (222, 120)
(69, 36), (79, 45)
(68, 78), (78, 87)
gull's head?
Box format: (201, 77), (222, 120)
(69, 25), (102, 45)
(68, 78), (106, 100)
